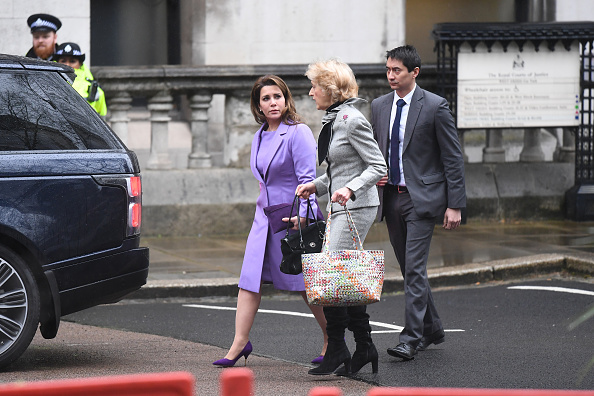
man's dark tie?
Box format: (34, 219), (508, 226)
(389, 99), (406, 185)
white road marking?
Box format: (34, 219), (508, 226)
(183, 304), (464, 333)
(508, 286), (594, 296)
(184, 304), (313, 318)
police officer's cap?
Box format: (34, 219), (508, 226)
(55, 43), (85, 64)
(27, 14), (62, 33)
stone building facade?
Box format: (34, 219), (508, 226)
(2, 0), (594, 233)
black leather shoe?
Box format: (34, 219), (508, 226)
(417, 329), (445, 351)
(387, 343), (416, 360)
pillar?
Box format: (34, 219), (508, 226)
(555, 128), (576, 163)
(483, 129), (506, 163)
(107, 92), (132, 146)
(520, 128), (545, 162)
(147, 91), (173, 170)
(188, 91), (213, 168)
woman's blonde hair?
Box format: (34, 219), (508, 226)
(305, 59), (359, 103)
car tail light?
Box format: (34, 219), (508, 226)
(94, 174), (143, 237)
(129, 202), (141, 228)
(128, 176), (141, 197)
(126, 176), (142, 236)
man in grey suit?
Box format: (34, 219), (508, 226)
(371, 45), (466, 360)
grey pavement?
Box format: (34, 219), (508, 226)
(4, 322), (373, 396)
(136, 220), (594, 299)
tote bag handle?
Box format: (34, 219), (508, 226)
(322, 205), (364, 253)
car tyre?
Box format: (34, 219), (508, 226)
(0, 246), (40, 369)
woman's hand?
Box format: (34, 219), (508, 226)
(296, 182), (317, 199)
(282, 216), (307, 231)
(331, 187), (353, 206)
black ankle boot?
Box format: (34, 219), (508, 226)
(308, 341), (351, 376)
(335, 341), (378, 376)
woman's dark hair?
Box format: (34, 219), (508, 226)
(250, 74), (301, 125)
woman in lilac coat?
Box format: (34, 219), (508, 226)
(213, 75), (328, 367)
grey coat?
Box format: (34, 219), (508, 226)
(313, 98), (387, 213)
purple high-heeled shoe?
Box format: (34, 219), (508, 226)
(311, 355), (324, 364)
(212, 341), (253, 367)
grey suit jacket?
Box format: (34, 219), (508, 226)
(371, 86), (466, 220)
(313, 98), (387, 213)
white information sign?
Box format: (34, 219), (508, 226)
(457, 46), (580, 129)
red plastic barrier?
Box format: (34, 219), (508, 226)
(367, 388), (594, 396)
(309, 387), (343, 396)
(0, 371), (194, 396)
(220, 367), (254, 396)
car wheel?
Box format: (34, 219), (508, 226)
(0, 246), (40, 368)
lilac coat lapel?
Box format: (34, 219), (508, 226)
(250, 123), (290, 183)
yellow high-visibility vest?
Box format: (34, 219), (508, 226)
(72, 67), (107, 116)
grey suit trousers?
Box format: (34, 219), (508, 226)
(383, 187), (443, 347)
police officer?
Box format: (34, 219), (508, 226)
(54, 43), (107, 117)
(25, 13), (61, 61)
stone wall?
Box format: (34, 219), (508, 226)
(140, 162), (575, 237)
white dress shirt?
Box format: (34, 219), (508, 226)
(388, 84), (416, 186)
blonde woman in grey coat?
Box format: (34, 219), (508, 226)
(295, 59), (387, 376)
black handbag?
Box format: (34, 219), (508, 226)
(279, 196), (326, 275)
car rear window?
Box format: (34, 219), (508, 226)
(0, 71), (123, 151)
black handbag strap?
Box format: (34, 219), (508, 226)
(285, 195), (303, 247)
(284, 195), (324, 247)
(285, 195), (300, 236)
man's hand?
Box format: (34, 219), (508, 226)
(377, 174), (388, 187)
(443, 208), (461, 230)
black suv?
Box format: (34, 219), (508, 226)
(0, 54), (149, 367)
